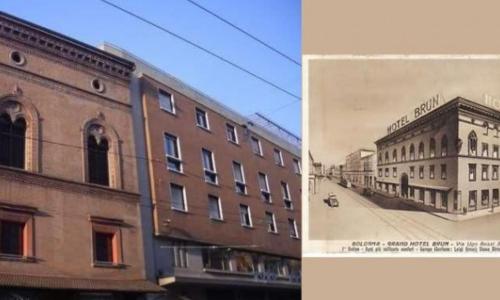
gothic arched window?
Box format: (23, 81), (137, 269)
(468, 131), (477, 156)
(384, 151), (389, 163)
(418, 142), (425, 159)
(0, 112), (26, 169)
(429, 138), (436, 158)
(409, 144), (415, 160)
(392, 149), (397, 162)
(401, 146), (406, 161)
(87, 124), (109, 186)
(441, 135), (448, 156)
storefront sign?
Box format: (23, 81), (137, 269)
(386, 94), (444, 135)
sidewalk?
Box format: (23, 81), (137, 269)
(432, 207), (500, 221)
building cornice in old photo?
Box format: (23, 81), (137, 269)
(0, 11), (135, 81)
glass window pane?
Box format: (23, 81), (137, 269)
(159, 90), (173, 112)
(171, 184), (185, 210)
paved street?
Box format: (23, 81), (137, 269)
(309, 177), (500, 240)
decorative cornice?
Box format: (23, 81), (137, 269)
(0, 12), (134, 81)
(0, 165), (140, 203)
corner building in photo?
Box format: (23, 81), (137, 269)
(0, 12), (162, 299)
(375, 96), (500, 214)
(103, 45), (302, 300)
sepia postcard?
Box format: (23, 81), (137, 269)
(304, 55), (500, 256)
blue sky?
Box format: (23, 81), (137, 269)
(0, 0), (301, 136)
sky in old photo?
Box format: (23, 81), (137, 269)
(308, 58), (500, 167)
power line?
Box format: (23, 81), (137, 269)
(98, 0), (301, 101)
(0, 131), (302, 215)
(182, 0), (301, 66)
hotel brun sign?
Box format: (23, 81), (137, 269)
(386, 94), (444, 135)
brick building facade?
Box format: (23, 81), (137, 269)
(104, 44), (302, 300)
(0, 12), (162, 299)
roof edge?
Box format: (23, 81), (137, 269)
(99, 42), (301, 157)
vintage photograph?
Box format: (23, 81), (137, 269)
(306, 56), (500, 246)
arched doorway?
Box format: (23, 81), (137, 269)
(400, 173), (409, 198)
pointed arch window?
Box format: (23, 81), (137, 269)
(418, 142), (425, 159)
(441, 135), (448, 157)
(401, 146), (406, 161)
(87, 124), (109, 186)
(0, 112), (26, 169)
(409, 144), (415, 160)
(468, 131), (477, 156)
(384, 151), (389, 163)
(429, 138), (436, 158)
(392, 149), (397, 162)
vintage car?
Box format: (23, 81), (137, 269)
(324, 193), (339, 207)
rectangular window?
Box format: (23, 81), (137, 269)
(164, 133), (182, 172)
(378, 168), (383, 177)
(239, 205), (252, 227)
(0, 220), (24, 256)
(281, 181), (293, 209)
(494, 145), (499, 158)
(469, 164), (476, 181)
(251, 137), (263, 156)
(195, 108), (209, 129)
(274, 148), (284, 166)
(265, 212), (278, 233)
(419, 189), (425, 201)
(429, 165), (435, 179)
(409, 187), (415, 198)
(226, 124), (238, 144)
(90, 217), (123, 267)
(170, 183), (187, 212)
(419, 166), (424, 179)
(258, 172), (272, 203)
(385, 168), (389, 177)
(430, 190), (436, 205)
(172, 241), (188, 268)
(293, 158), (302, 175)
(232, 161), (247, 194)
(436, 164), (444, 181)
(392, 167), (397, 178)
(94, 232), (114, 263)
(482, 164), (489, 180)
(493, 165), (499, 180)
(208, 195), (223, 221)
(233, 251), (255, 273)
(0, 208), (34, 259)
(481, 190), (489, 206)
(159, 89), (175, 113)
(288, 218), (299, 238)
(482, 143), (489, 157)
(202, 149), (218, 184)
(493, 189), (499, 205)
(202, 248), (231, 271)
(469, 190), (477, 210)
(264, 257), (285, 276)
(410, 166), (415, 178)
